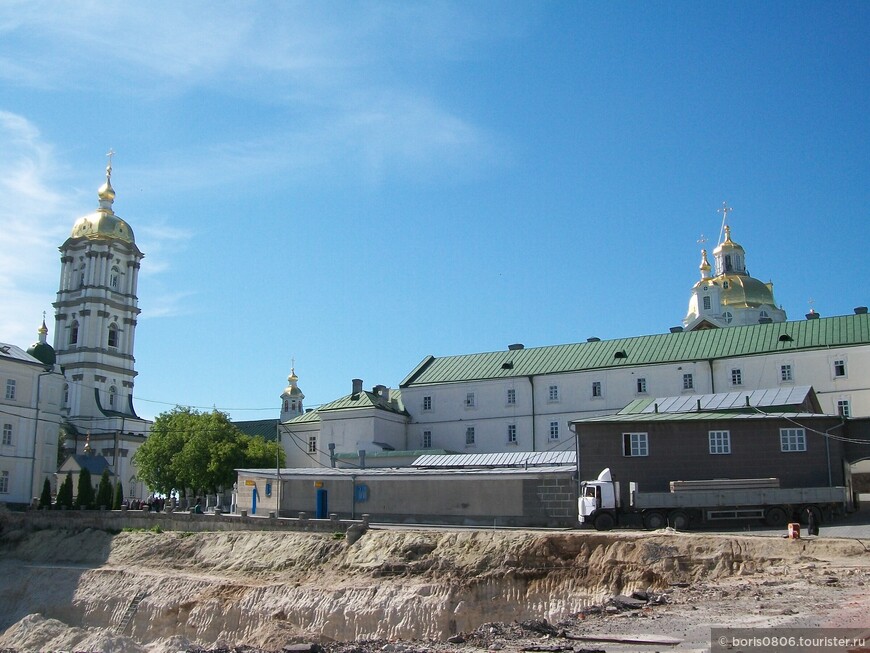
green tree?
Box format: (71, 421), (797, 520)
(134, 407), (257, 497)
(132, 406), (191, 495)
(57, 472), (73, 509)
(75, 468), (95, 509)
(112, 480), (124, 510)
(96, 468), (113, 509)
(39, 478), (52, 509)
(243, 434), (285, 469)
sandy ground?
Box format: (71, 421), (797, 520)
(0, 517), (868, 653)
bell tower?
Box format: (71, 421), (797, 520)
(53, 154), (144, 422)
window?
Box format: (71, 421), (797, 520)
(2, 424), (11, 446)
(465, 427), (475, 446)
(780, 364), (793, 382)
(110, 266), (120, 289)
(507, 424), (517, 443)
(283, 399), (288, 412)
(63, 385), (69, 406)
(623, 432), (648, 457)
(837, 400), (851, 418)
(422, 395), (432, 411)
(709, 430), (731, 454)
(0, 471), (8, 494)
(702, 296), (711, 310)
(506, 388), (516, 405)
(465, 392), (475, 408)
(548, 385), (559, 402)
(636, 377), (647, 394)
(69, 321), (79, 345)
(723, 311), (733, 324)
(683, 373), (694, 390)
(4, 379), (15, 400)
(833, 359), (847, 378)
(780, 428), (807, 452)
(108, 386), (117, 408)
(422, 430), (432, 448)
(592, 381), (602, 398)
(731, 368), (742, 386)
(549, 421), (559, 440)
(108, 324), (119, 349)
(307, 435), (317, 453)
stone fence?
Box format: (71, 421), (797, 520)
(0, 508), (368, 535)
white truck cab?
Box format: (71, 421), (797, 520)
(578, 467), (619, 527)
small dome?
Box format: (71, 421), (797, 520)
(27, 341), (56, 366)
(713, 225), (744, 256)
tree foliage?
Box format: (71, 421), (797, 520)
(39, 478), (52, 509)
(75, 468), (94, 509)
(133, 407), (285, 496)
(96, 469), (113, 509)
(57, 472), (73, 509)
(112, 480), (124, 510)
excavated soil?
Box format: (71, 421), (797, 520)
(1, 521), (869, 653)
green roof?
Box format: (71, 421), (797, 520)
(317, 388), (407, 416)
(400, 313), (870, 387)
(234, 419), (279, 440)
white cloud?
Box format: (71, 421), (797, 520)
(0, 3), (511, 187)
(0, 112), (72, 346)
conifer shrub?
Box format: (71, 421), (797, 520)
(75, 468), (95, 509)
(39, 478), (52, 509)
(112, 480), (124, 510)
(96, 469), (113, 510)
(57, 473), (73, 509)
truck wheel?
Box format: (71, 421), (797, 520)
(764, 507), (788, 527)
(668, 511), (690, 530)
(643, 512), (666, 530)
(594, 513), (615, 531)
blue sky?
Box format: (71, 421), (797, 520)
(1, 2), (867, 422)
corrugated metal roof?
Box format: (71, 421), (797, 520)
(335, 448), (455, 459)
(411, 451), (576, 468)
(0, 342), (43, 365)
(625, 386), (815, 414)
(236, 465), (575, 479)
(400, 314), (870, 387)
(571, 411), (834, 424)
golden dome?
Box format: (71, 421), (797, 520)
(70, 165), (135, 244)
(70, 210), (135, 244)
(719, 274), (777, 308)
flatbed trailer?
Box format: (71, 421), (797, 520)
(579, 468), (848, 531)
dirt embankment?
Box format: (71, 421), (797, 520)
(1, 521), (869, 653)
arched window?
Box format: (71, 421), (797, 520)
(69, 321), (79, 345)
(79, 265), (86, 288)
(63, 385), (70, 406)
(109, 386), (117, 408)
(283, 399), (288, 412)
(108, 323), (119, 348)
(110, 266), (120, 289)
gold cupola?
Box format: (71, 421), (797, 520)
(69, 158), (135, 244)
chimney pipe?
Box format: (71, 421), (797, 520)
(352, 378), (363, 396)
(358, 449), (366, 469)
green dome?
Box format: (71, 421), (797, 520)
(27, 341), (56, 366)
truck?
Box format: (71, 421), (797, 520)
(578, 468), (849, 531)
